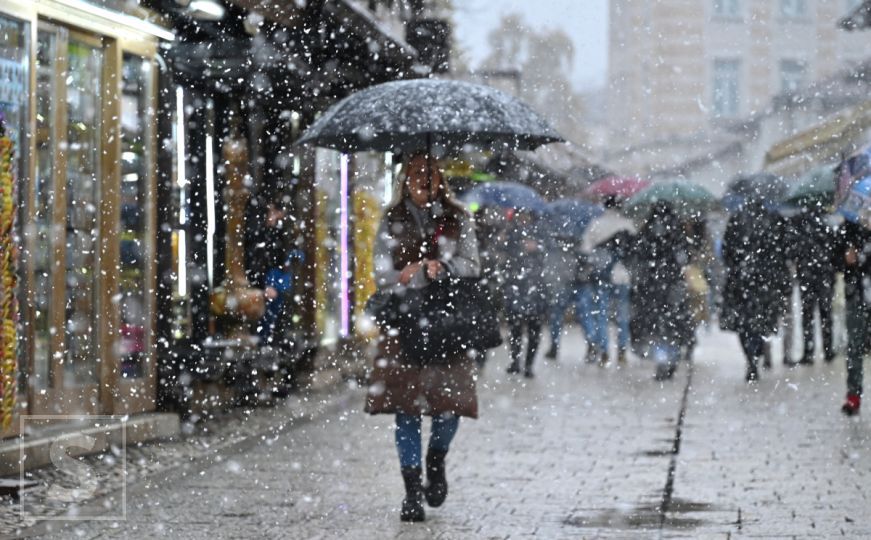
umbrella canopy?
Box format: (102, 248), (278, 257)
(785, 165), (836, 208)
(583, 176), (650, 201)
(296, 79), (563, 153)
(625, 180), (718, 217)
(542, 199), (604, 238)
(839, 175), (871, 229)
(722, 173), (786, 212)
(837, 144), (871, 204)
(460, 181), (547, 214)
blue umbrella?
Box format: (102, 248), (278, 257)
(461, 181), (547, 213)
(840, 175), (871, 229)
(543, 199), (604, 238)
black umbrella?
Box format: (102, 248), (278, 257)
(296, 78), (563, 154)
(722, 173), (786, 212)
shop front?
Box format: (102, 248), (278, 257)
(0, 0), (172, 436)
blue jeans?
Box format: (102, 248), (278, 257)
(547, 285), (582, 350)
(610, 284), (631, 351)
(580, 284), (609, 351)
(395, 413), (460, 469)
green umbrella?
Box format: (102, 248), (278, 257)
(784, 165), (836, 208)
(625, 180), (718, 217)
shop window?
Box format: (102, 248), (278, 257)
(780, 59), (806, 94)
(712, 58), (741, 118)
(0, 14), (30, 400)
(781, 0), (807, 18)
(118, 53), (153, 378)
(64, 38), (102, 386)
(33, 28), (58, 389)
(712, 0), (741, 19)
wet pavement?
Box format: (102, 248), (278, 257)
(20, 327), (871, 539)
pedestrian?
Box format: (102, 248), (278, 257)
(683, 217), (713, 361)
(629, 202), (693, 380)
(469, 204), (506, 367)
(245, 193), (296, 347)
(365, 153), (481, 522)
(835, 219), (871, 415)
(543, 235), (582, 360)
(720, 199), (790, 382)
(499, 210), (547, 377)
(580, 196), (637, 364)
(789, 206), (836, 365)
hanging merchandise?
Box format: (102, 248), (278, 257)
(0, 114), (17, 429)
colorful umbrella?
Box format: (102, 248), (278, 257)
(583, 176), (650, 201)
(625, 180), (718, 217)
(542, 199), (604, 238)
(839, 175), (871, 230)
(461, 181), (547, 213)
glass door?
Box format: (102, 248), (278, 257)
(63, 35), (102, 392)
(27, 24), (103, 414)
(114, 48), (157, 413)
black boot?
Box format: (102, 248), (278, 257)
(545, 345), (558, 360)
(400, 467), (425, 522)
(746, 357), (759, 383)
(424, 449), (448, 507)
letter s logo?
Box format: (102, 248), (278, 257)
(46, 433), (99, 502)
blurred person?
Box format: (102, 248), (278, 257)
(543, 235), (582, 360)
(579, 196), (636, 365)
(720, 199), (790, 382)
(789, 206), (836, 365)
(629, 202), (693, 381)
(835, 220), (871, 415)
(500, 210), (548, 377)
(683, 217), (713, 361)
(365, 154), (481, 522)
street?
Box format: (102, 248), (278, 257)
(26, 327), (871, 539)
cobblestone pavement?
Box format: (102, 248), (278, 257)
(20, 327), (871, 539)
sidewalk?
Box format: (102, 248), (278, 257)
(16, 327), (871, 539)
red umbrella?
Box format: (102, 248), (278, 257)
(583, 176), (651, 200)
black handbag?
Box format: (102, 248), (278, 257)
(368, 277), (503, 364)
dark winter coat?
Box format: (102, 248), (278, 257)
(629, 206), (694, 349)
(499, 224), (548, 320)
(365, 198), (481, 418)
(835, 221), (871, 305)
(788, 210), (835, 286)
(720, 204), (790, 336)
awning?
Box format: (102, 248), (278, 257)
(227, 0), (304, 29)
(227, 0), (417, 66)
(764, 101), (871, 177)
(325, 0), (417, 66)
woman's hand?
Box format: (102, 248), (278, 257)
(399, 262), (423, 285)
(425, 260), (443, 280)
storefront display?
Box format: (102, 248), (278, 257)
(0, 0), (167, 421)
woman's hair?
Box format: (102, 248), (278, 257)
(387, 152), (466, 213)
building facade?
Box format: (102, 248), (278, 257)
(607, 0), (869, 150)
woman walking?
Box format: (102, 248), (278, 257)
(720, 200), (789, 382)
(500, 210), (547, 377)
(365, 154), (481, 522)
(630, 202), (693, 380)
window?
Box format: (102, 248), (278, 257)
(713, 0), (741, 18)
(712, 59), (741, 117)
(780, 59), (806, 94)
(781, 0), (807, 18)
